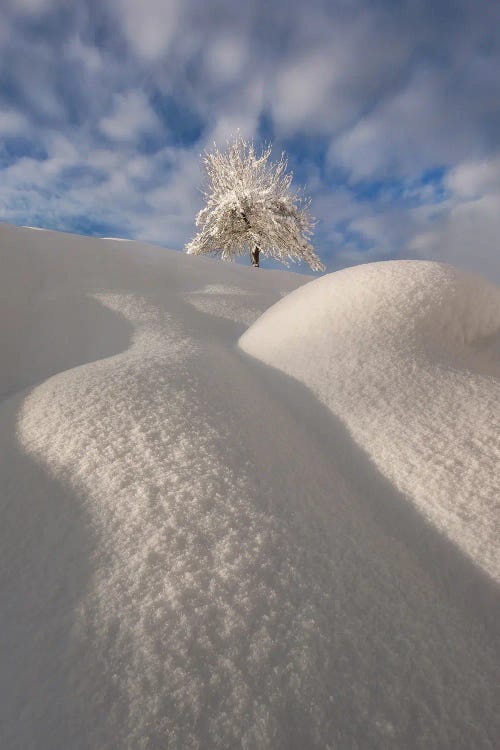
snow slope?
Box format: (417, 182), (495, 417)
(0, 223), (499, 749)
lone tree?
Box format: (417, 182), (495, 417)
(185, 134), (324, 271)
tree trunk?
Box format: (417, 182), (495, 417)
(251, 245), (260, 268)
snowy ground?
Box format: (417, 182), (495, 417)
(0, 223), (499, 749)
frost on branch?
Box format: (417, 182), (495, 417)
(185, 135), (325, 271)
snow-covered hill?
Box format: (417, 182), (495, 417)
(0, 223), (499, 749)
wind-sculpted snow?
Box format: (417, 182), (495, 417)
(0, 225), (499, 749)
(240, 260), (500, 583)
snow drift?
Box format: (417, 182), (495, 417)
(0, 224), (499, 749)
(240, 261), (500, 583)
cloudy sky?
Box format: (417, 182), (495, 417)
(1, 0), (499, 276)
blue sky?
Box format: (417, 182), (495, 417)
(1, 0), (499, 277)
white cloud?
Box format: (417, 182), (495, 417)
(99, 90), (162, 142)
(272, 51), (339, 132)
(204, 35), (248, 85)
(269, 8), (411, 138)
(65, 36), (102, 73)
(330, 68), (460, 179)
(44, 133), (80, 161)
(205, 79), (265, 147)
(111, 0), (182, 61)
(445, 156), (500, 199)
(0, 109), (30, 136)
(409, 156), (500, 282)
(135, 146), (203, 246)
(87, 148), (124, 172)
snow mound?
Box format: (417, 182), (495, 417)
(1, 226), (499, 750)
(240, 260), (500, 582)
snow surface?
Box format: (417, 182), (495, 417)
(0, 223), (499, 749)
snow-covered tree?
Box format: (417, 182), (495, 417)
(185, 135), (324, 271)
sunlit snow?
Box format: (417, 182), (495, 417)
(0, 223), (498, 749)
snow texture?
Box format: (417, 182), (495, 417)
(0, 224), (499, 749)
